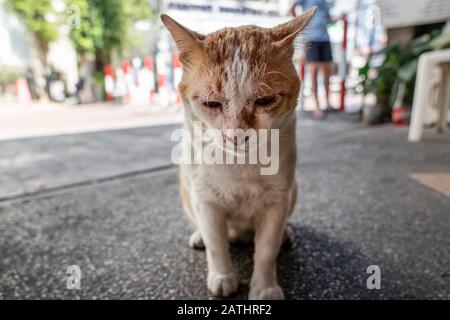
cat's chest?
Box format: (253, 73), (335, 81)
(186, 162), (289, 216)
(205, 168), (273, 212)
(221, 179), (267, 217)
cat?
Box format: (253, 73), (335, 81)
(161, 6), (316, 300)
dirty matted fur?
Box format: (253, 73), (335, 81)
(161, 7), (316, 300)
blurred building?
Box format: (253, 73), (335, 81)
(377, 0), (450, 45)
(165, 0), (287, 31)
(0, 4), (29, 72)
(154, 0), (293, 97)
(0, 1), (78, 96)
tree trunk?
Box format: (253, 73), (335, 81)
(28, 34), (48, 100)
(77, 52), (97, 104)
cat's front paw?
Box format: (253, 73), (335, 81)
(207, 272), (239, 297)
(249, 285), (285, 300)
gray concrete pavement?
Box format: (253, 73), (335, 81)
(0, 125), (177, 199)
(0, 114), (449, 299)
(0, 113), (358, 200)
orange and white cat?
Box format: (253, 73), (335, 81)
(161, 7), (316, 300)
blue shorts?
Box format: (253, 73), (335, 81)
(306, 41), (333, 63)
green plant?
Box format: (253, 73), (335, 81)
(92, 70), (105, 100)
(67, 0), (153, 66)
(5, 0), (60, 98)
(66, 0), (152, 102)
(359, 24), (450, 120)
(430, 20), (450, 50)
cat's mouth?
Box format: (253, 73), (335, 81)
(211, 132), (264, 156)
(223, 134), (250, 146)
(221, 135), (252, 155)
(199, 128), (271, 157)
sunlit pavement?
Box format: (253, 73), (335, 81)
(0, 113), (449, 299)
(0, 91), (367, 141)
(0, 101), (183, 141)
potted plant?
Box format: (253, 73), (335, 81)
(359, 24), (450, 124)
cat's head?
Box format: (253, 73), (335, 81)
(161, 8), (316, 136)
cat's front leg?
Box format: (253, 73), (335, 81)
(249, 202), (287, 300)
(195, 201), (238, 297)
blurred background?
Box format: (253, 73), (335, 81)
(0, 0), (449, 300)
(1, 0), (448, 138)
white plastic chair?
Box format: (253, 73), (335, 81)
(408, 49), (450, 142)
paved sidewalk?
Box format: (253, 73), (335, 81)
(0, 101), (183, 141)
(0, 91), (365, 141)
(0, 112), (358, 200)
(0, 115), (449, 299)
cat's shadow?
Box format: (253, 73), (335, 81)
(217, 225), (409, 300)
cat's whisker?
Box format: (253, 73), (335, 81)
(263, 71), (289, 79)
(256, 63), (267, 78)
(259, 82), (275, 95)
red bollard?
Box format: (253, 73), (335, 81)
(300, 56), (305, 81)
(103, 64), (114, 102)
(339, 14), (348, 112)
(144, 56), (156, 103)
(173, 52), (183, 105)
(299, 57), (306, 111)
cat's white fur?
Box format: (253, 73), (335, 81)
(161, 7), (317, 299)
(180, 114), (297, 299)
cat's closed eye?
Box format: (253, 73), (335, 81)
(254, 95), (276, 107)
(202, 101), (222, 109)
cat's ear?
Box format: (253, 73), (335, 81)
(271, 6), (317, 44)
(161, 14), (205, 64)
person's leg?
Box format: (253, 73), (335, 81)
(306, 42), (324, 118)
(310, 63), (320, 111)
(310, 63), (324, 118)
(319, 63), (331, 108)
(320, 41), (334, 110)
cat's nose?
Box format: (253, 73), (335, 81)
(223, 133), (250, 145)
(224, 134), (238, 145)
